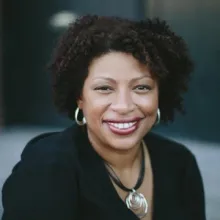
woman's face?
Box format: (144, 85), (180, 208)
(77, 52), (159, 151)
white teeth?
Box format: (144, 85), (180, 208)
(108, 122), (137, 129)
(124, 123), (129, 129)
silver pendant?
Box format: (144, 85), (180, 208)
(125, 189), (148, 219)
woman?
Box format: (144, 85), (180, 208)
(2, 15), (206, 220)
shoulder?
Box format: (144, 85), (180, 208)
(2, 125), (81, 219)
(145, 132), (195, 163)
(145, 132), (204, 186)
(146, 132), (192, 152)
(19, 124), (79, 170)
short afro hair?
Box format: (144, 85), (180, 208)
(48, 15), (194, 123)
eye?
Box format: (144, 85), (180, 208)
(133, 85), (151, 93)
(94, 86), (113, 93)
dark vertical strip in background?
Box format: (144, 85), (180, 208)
(137, 0), (147, 20)
(0, 0), (4, 128)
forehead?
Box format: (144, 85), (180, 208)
(88, 52), (151, 79)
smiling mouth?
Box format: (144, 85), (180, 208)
(103, 118), (142, 135)
(107, 121), (137, 130)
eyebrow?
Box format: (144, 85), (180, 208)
(93, 75), (152, 83)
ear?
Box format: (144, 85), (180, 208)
(77, 98), (83, 109)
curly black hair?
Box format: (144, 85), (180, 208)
(48, 15), (194, 123)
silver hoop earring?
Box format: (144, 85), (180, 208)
(75, 107), (86, 126)
(155, 108), (161, 126)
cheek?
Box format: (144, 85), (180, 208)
(82, 96), (109, 122)
(133, 93), (158, 112)
(87, 94), (109, 110)
(81, 85), (109, 123)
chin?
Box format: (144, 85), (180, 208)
(105, 137), (141, 152)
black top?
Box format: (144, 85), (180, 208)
(1, 124), (206, 220)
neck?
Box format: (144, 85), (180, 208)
(87, 129), (143, 172)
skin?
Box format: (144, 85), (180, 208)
(77, 51), (158, 219)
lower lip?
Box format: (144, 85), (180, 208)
(105, 121), (140, 135)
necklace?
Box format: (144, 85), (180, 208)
(105, 141), (148, 219)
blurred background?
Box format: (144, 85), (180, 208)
(0, 0), (219, 219)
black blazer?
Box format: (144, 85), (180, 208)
(1, 124), (206, 220)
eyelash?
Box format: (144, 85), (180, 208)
(133, 85), (151, 91)
(94, 86), (113, 91)
(94, 85), (151, 93)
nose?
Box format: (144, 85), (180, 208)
(110, 90), (135, 114)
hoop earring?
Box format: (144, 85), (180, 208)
(155, 108), (161, 126)
(75, 107), (86, 126)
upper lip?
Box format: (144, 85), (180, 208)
(103, 117), (143, 123)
